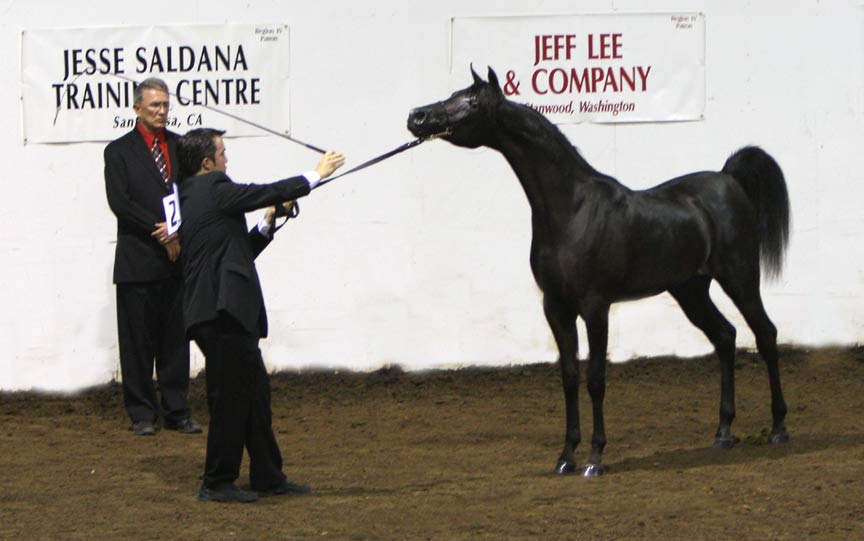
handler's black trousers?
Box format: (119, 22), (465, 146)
(191, 314), (286, 491)
(116, 278), (190, 424)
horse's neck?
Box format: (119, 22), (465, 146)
(494, 103), (596, 232)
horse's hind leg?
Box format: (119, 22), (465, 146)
(543, 296), (581, 474)
(717, 275), (789, 444)
(669, 277), (739, 448)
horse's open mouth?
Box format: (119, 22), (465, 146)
(422, 128), (453, 141)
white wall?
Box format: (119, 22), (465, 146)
(2, 0), (862, 391)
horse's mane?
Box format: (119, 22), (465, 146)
(498, 99), (600, 176)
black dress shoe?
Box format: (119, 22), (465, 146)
(197, 483), (258, 503)
(130, 421), (156, 436)
(164, 417), (203, 434)
(256, 479), (312, 497)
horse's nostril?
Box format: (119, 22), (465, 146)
(411, 111), (426, 125)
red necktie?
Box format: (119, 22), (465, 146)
(152, 137), (169, 184)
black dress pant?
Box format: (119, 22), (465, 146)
(191, 314), (286, 490)
(116, 277), (190, 423)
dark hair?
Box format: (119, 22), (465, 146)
(177, 128), (226, 181)
(133, 77), (169, 104)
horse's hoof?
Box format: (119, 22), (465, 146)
(582, 463), (607, 477)
(712, 435), (738, 449)
(554, 460), (577, 475)
(771, 431), (790, 444)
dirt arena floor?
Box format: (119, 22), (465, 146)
(1, 346), (862, 540)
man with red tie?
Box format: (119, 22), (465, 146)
(104, 77), (201, 436)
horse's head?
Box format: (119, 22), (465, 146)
(407, 66), (505, 148)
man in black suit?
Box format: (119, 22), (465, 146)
(104, 77), (201, 436)
(176, 127), (344, 503)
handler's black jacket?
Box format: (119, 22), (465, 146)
(178, 171), (311, 337)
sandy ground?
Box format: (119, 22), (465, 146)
(1, 346), (862, 540)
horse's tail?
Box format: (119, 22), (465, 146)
(722, 146), (791, 280)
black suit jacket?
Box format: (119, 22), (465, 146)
(178, 171), (311, 337)
(105, 128), (181, 283)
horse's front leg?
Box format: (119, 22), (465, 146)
(582, 300), (610, 477)
(543, 296), (580, 475)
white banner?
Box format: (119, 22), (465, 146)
(450, 13), (705, 124)
(21, 23), (290, 143)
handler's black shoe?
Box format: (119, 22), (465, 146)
(130, 421), (156, 436)
(256, 479), (312, 497)
(197, 483), (258, 503)
(164, 417), (203, 434)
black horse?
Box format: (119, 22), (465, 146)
(407, 67), (791, 476)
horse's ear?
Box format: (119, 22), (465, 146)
(487, 67), (503, 95)
(471, 64), (483, 85)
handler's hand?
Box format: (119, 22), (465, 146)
(264, 205), (276, 226)
(151, 222), (178, 246)
(263, 200), (295, 225)
(315, 151), (345, 179)
(164, 237), (181, 262)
